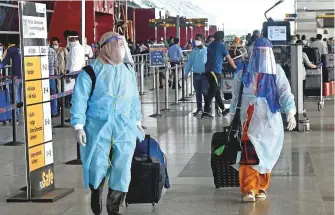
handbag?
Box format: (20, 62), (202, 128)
(238, 97), (259, 165)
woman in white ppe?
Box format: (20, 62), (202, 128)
(70, 31), (144, 215)
(229, 38), (296, 202)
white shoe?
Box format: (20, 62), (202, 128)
(242, 191), (256, 202)
(256, 190), (267, 199)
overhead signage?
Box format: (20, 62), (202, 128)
(148, 18), (176, 24)
(185, 18), (208, 23)
(285, 13), (297, 18)
(148, 23), (176, 28)
(185, 23), (208, 27)
(149, 44), (165, 67)
(7, 1), (73, 202)
(148, 17), (208, 28)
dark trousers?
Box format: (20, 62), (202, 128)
(193, 73), (208, 111)
(204, 72), (225, 113)
(89, 180), (126, 215)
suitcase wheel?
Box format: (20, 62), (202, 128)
(152, 202), (156, 207)
(215, 185), (220, 189)
(318, 102), (324, 111)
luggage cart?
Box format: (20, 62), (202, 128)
(305, 66), (324, 111)
(221, 71), (234, 104)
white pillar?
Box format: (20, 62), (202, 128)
(81, 0), (86, 50)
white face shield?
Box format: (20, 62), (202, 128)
(120, 36), (134, 66)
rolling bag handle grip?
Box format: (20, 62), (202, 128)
(145, 134), (151, 157)
(223, 62), (245, 132)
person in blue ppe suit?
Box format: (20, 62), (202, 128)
(184, 34), (208, 116)
(229, 38), (297, 202)
(70, 31), (145, 215)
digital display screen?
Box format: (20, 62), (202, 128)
(267, 26), (287, 41)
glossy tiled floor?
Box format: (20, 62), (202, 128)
(0, 81), (334, 215)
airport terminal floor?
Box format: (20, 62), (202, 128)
(0, 82), (334, 215)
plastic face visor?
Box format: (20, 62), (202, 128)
(100, 36), (123, 49)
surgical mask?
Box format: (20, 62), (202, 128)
(69, 42), (76, 47)
(52, 45), (58, 50)
(120, 47), (126, 59)
(195, 40), (202, 46)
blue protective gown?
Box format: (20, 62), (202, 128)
(70, 59), (143, 192)
(230, 64), (296, 174)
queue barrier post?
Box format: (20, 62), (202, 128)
(149, 67), (156, 90)
(189, 72), (195, 96)
(139, 61), (146, 95)
(179, 63), (190, 102)
(161, 66), (173, 112)
(172, 65), (179, 105)
(149, 67), (163, 118)
(54, 75), (71, 128)
(64, 142), (82, 165)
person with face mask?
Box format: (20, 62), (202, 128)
(70, 31), (144, 215)
(51, 37), (68, 113)
(64, 31), (85, 110)
(229, 38), (296, 202)
(184, 34), (208, 115)
(48, 45), (58, 117)
(84, 37), (94, 60)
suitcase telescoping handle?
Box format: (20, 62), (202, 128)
(145, 134), (151, 158)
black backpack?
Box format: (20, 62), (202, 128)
(83, 63), (130, 99)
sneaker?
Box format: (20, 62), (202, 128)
(221, 109), (229, 117)
(159, 85), (164, 89)
(193, 110), (202, 116)
(52, 113), (60, 118)
(242, 191), (256, 202)
(201, 112), (214, 119)
(256, 190), (267, 199)
(215, 108), (222, 116)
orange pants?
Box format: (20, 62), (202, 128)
(239, 165), (271, 194)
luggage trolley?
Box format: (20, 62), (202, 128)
(305, 66), (324, 111)
(221, 70), (234, 102)
(221, 49), (247, 108)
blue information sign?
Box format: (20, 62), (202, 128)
(149, 44), (165, 67)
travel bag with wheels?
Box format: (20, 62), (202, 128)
(126, 135), (170, 206)
(322, 66), (335, 82)
(0, 87), (11, 124)
(211, 67), (245, 188)
(303, 47), (321, 65)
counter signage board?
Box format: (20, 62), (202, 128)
(149, 44), (165, 67)
(7, 1), (73, 202)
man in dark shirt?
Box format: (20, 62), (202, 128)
(0, 41), (22, 122)
(202, 31), (237, 119)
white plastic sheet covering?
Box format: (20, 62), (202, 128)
(130, 0), (213, 20)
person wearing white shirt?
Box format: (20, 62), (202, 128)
(66, 35), (85, 73)
(311, 34), (328, 55)
(84, 38), (94, 60)
(64, 34), (85, 121)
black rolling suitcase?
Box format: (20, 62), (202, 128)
(211, 66), (244, 188)
(126, 135), (164, 207)
(211, 127), (240, 188)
